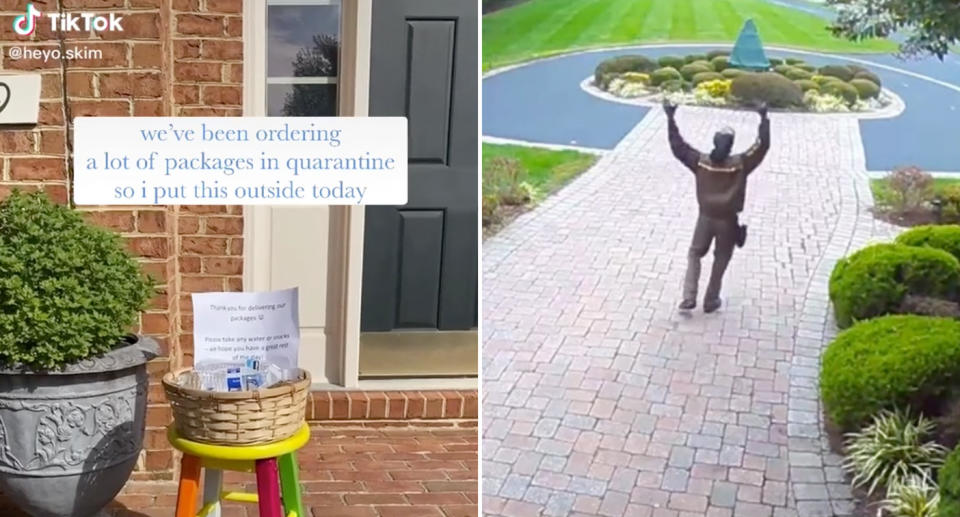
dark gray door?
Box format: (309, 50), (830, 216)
(360, 0), (478, 332)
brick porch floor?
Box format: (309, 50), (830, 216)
(0, 422), (478, 517)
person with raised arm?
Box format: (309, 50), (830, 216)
(664, 101), (770, 313)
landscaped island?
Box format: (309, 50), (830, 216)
(592, 51), (890, 114)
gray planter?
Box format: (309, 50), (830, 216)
(0, 336), (159, 517)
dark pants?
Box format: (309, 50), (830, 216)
(682, 214), (738, 302)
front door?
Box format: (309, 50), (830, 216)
(360, 0), (478, 338)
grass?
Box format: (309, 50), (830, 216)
(871, 178), (960, 207)
(482, 0), (897, 70)
(482, 143), (598, 233)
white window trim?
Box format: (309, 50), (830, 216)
(242, 0), (369, 389)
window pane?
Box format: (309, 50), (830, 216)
(267, 5), (340, 77)
(268, 84), (338, 116)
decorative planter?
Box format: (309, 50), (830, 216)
(0, 336), (159, 517)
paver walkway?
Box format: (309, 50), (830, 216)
(482, 106), (898, 517)
(0, 423), (478, 517)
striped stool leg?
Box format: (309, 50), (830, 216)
(254, 458), (284, 517)
(278, 453), (305, 517)
(175, 454), (202, 517)
(201, 468), (223, 517)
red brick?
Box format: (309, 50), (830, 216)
(9, 158), (65, 180)
(132, 43), (163, 68)
(42, 184), (68, 204)
(174, 40), (201, 59)
(68, 42), (128, 67)
(307, 508), (377, 517)
(145, 405), (172, 427)
(201, 85), (241, 106)
(205, 216), (242, 235)
(180, 256), (201, 273)
(69, 99), (131, 117)
(127, 237), (169, 259)
(134, 100), (165, 116)
(172, 0), (199, 10)
(207, 0), (242, 13)
(40, 73), (61, 98)
(174, 85), (199, 105)
(66, 72), (94, 97)
(201, 40), (242, 60)
(2, 46), (60, 70)
(138, 210), (167, 233)
(63, 0), (124, 7)
(141, 313), (169, 334)
(228, 238), (243, 255)
(99, 73), (163, 98)
(177, 14), (224, 36)
(181, 276), (223, 292)
(202, 257), (242, 275)
(39, 130), (65, 154)
(175, 62), (221, 82)
(182, 236), (227, 254)
(144, 450), (173, 471)
(101, 13), (161, 40)
(86, 210), (136, 232)
(38, 102), (65, 125)
(0, 131), (35, 153)
(179, 215), (201, 233)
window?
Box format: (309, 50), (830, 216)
(265, 0), (341, 116)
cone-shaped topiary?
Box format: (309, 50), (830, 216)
(0, 191), (155, 370)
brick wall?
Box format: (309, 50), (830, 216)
(0, 0), (243, 480)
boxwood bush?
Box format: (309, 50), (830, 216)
(854, 70), (882, 87)
(659, 79), (685, 92)
(794, 79), (820, 92)
(595, 55), (657, 87)
(820, 315), (960, 431)
(823, 81), (860, 105)
(685, 54), (708, 63)
(942, 446), (960, 516)
(785, 68), (814, 81)
(774, 64), (795, 75)
(0, 191), (155, 370)
(768, 57), (783, 66)
(706, 49), (730, 60)
(650, 66), (682, 86)
(730, 72), (804, 108)
(680, 62), (713, 80)
(850, 78), (880, 99)
(819, 64), (855, 81)
(829, 243), (960, 328)
(721, 68), (746, 79)
(658, 55), (685, 69)
(896, 225), (960, 262)
(692, 71), (724, 86)
(785, 57), (805, 66)
(710, 56), (729, 72)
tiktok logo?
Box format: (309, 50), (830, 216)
(13, 3), (41, 36)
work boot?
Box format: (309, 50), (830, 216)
(678, 299), (696, 310)
(703, 297), (722, 314)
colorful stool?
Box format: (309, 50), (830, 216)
(168, 423), (309, 517)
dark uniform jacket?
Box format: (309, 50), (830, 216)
(668, 116), (770, 219)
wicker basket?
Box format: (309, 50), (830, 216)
(162, 367), (311, 445)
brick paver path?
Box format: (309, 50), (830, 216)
(482, 107), (898, 517)
(0, 423), (478, 517)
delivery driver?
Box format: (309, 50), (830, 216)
(664, 100), (770, 313)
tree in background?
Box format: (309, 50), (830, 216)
(282, 33), (339, 116)
(826, 0), (960, 59)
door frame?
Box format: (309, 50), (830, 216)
(242, 0), (476, 390)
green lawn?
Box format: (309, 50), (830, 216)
(871, 178), (960, 207)
(482, 0), (896, 70)
(482, 144), (598, 233)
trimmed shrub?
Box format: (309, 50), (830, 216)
(650, 66), (682, 86)
(820, 315), (960, 431)
(848, 64), (871, 75)
(730, 72), (804, 108)
(785, 57), (805, 65)
(942, 446), (960, 517)
(721, 68), (746, 79)
(706, 49), (730, 60)
(0, 191), (155, 370)
(692, 71), (724, 85)
(812, 74), (839, 87)
(621, 72), (651, 84)
(595, 55), (656, 87)
(819, 64), (855, 81)
(855, 70), (882, 87)
(684, 53), (708, 63)
(710, 56), (729, 72)
(896, 225), (960, 262)
(850, 78), (880, 99)
(823, 80), (860, 105)
(658, 55), (685, 69)
(768, 57), (783, 66)
(898, 295), (960, 319)
(829, 243), (960, 328)
(796, 64), (817, 73)
(660, 79), (684, 92)
(785, 68), (814, 80)
(794, 79), (820, 92)
(774, 64), (795, 75)
(680, 62), (713, 80)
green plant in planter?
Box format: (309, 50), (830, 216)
(842, 408), (948, 495)
(0, 191), (155, 370)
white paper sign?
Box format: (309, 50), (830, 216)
(192, 288), (300, 368)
